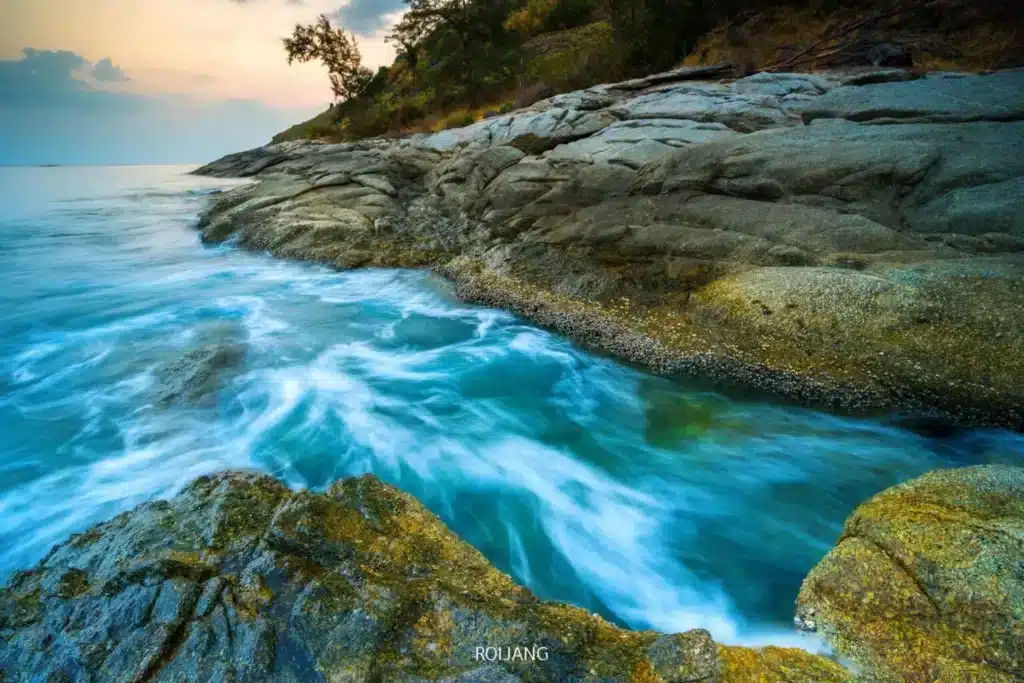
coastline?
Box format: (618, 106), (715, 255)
(191, 66), (1024, 430)
(1, 105), (1021, 678)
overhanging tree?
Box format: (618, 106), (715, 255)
(283, 14), (373, 101)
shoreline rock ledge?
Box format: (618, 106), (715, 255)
(0, 470), (850, 682)
(193, 66), (1024, 429)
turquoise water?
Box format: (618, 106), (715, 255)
(1, 165), (1021, 647)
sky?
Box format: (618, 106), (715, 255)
(0, 0), (406, 165)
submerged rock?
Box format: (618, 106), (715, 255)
(153, 324), (245, 406)
(796, 465), (1024, 682)
(0, 471), (849, 682)
(192, 67), (1024, 429)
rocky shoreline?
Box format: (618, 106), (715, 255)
(2, 465), (1021, 681)
(191, 65), (1024, 430)
(8, 63), (1021, 683)
(5, 34), (1024, 683)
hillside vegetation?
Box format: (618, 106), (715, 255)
(274, 0), (1023, 144)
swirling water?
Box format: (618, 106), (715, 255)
(1, 165), (1022, 647)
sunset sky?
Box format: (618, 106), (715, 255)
(0, 0), (405, 165)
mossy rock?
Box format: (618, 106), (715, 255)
(0, 471), (848, 682)
(796, 465), (1024, 682)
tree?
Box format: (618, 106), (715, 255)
(283, 14), (373, 101)
(604, 0), (707, 71)
(387, 0), (524, 107)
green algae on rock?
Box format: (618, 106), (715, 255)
(795, 465), (1024, 682)
(0, 471), (849, 682)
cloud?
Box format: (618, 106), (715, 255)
(0, 48), (319, 165)
(91, 57), (131, 82)
(332, 0), (406, 36)
(0, 48), (88, 102)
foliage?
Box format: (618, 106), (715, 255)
(277, 0), (1024, 144)
(506, 0), (599, 38)
(521, 21), (618, 91)
(438, 109), (479, 130)
(505, 0), (560, 36)
(283, 14), (373, 101)
(604, 0), (710, 71)
(391, 0), (527, 107)
(272, 104), (346, 143)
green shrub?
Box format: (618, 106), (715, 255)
(522, 21), (621, 92)
(447, 110), (478, 128)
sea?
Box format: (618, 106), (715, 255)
(1, 164), (1021, 647)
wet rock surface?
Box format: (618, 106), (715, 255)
(153, 324), (246, 406)
(193, 67), (1024, 428)
(796, 465), (1024, 682)
(0, 471), (850, 682)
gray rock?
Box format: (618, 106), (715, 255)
(606, 63), (736, 91)
(611, 88), (803, 132)
(831, 68), (919, 87)
(154, 325), (245, 406)
(424, 108), (617, 154)
(546, 119), (737, 167)
(730, 71), (833, 97)
(802, 69), (1024, 124)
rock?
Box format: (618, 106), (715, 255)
(425, 108), (618, 154)
(0, 471), (849, 682)
(833, 68), (920, 87)
(154, 325), (245, 406)
(546, 119), (737, 167)
(795, 465), (1024, 682)
(193, 139), (332, 177)
(801, 69), (1024, 124)
(866, 42), (912, 67)
(532, 88), (621, 112)
(189, 67), (1024, 428)
(606, 63), (737, 91)
(730, 71), (833, 97)
(638, 120), (1024, 236)
(610, 87), (804, 133)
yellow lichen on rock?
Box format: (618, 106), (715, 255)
(796, 465), (1024, 682)
(718, 645), (851, 682)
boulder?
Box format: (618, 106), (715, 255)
(0, 471), (850, 682)
(796, 465), (1024, 682)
